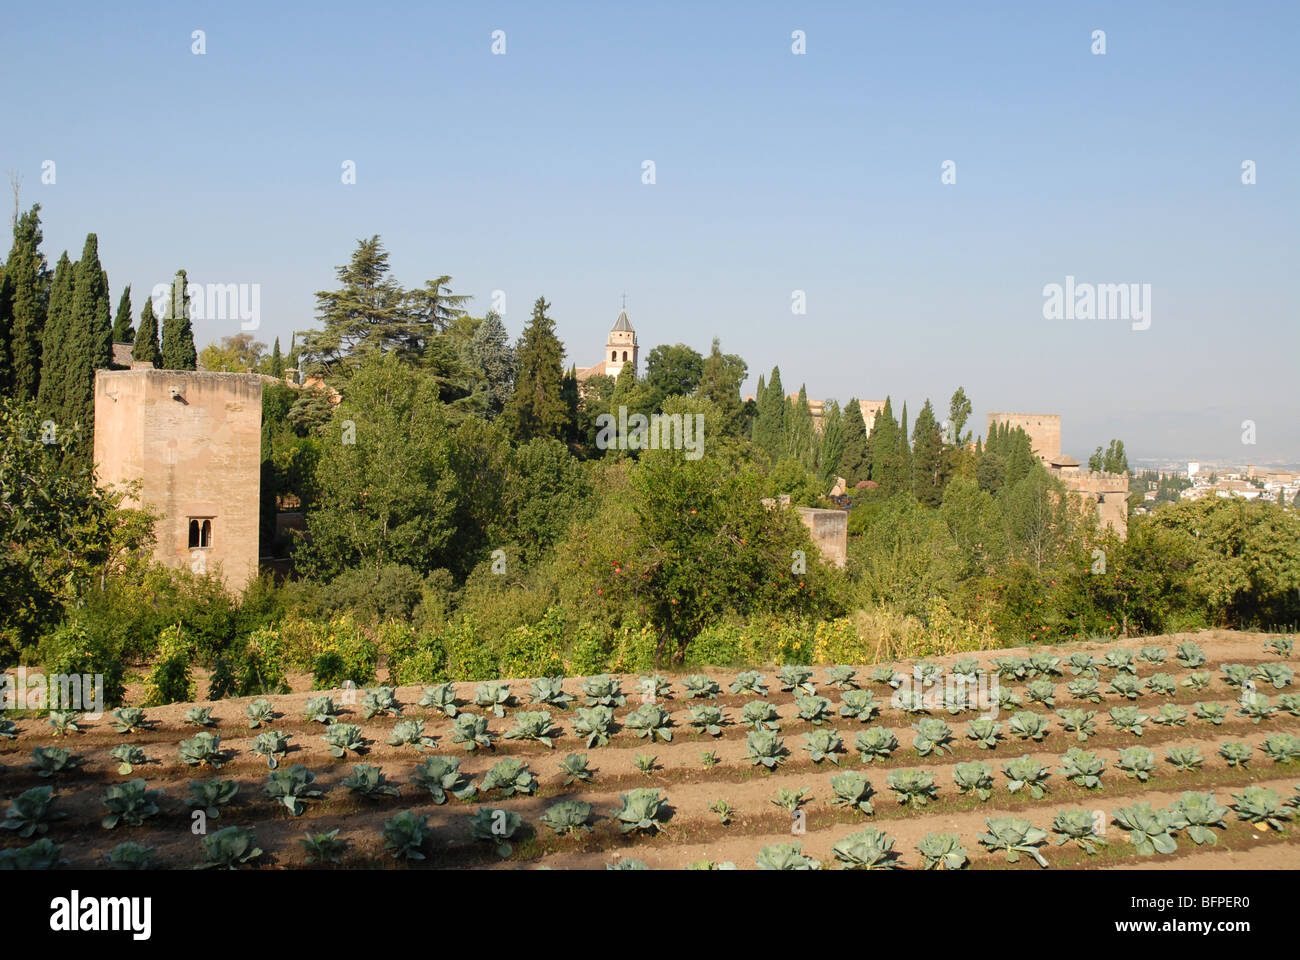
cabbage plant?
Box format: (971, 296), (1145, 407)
(1261, 732), (1300, 764)
(887, 768), (938, 808)
(301, 829), (349, 865)
(341, 763), (401, 799)
(1168, 792), (1229, 845)
(1067, 653), (1099, 677)
(1052, 809), (1107, 854)
(997, 687), (1023, 710)
(573, 706), (614, 747)
(756, 842), (820, 870)
(0, 837), (65, 870)
(245, 698), (276, 728)
(1029, 652), (1062, 677)
(1025, 680), (1056, 708)
(1008, 711), (1050, 742)
(529, 676), (573, 709)
(1264, 636), (1294, 657)
(1278, 694), (1300, 717)
(0, 719), (16, 740)
(1237, 692), (1277, 724)
(184, 707), (215, 727)
(2, 787), (66, 837)
(383, 810), (433, 860)
(321, 723), (367, 758)
(687, 705), (727, 737)
(1152, 704), (1188, 727)
(1230, 786), (1293, 830)
(1219, 664), (1251, 687)
(1055, 708), (1096, 742)
(251, 731), (291, 769)
(503, 711), (555, 748)
(995, 656), (1031, 680)
(746, 730), (786, 769)
(101, 780), (163, 829)
(178, 731), (225, 768)
(912, 718), (954, 756)
(1108, 706), (1148, 736)
(362, 686), (403, 719)
(839, 690), (879, 722)
(729, 671), (768, 696)
(1117, 746), (1156, 782)
(855, 728), (898, 763)
(264, 764), (325, 815)
(1193, 701), (1227, 725)
(1218, 740), (1252, 768)
(1147, 674), (1177, 697)
(1109, 675), (1144, 700)
(30, 746), (77, 777)
(1067, 677), (1103, 703)
(965, 716), (1003, 749)
(1058, 748), (1105, 789)
(110, 707), (149, 734)
(894, 689), (929, 714)
(1182, 672), (1212, 691)
(978, 817), (1049, 867)
(611, 788), (668, 834)
(740, 700), (780, 730)
(474, 682), (514, 718)
(199, 826), (263, 869)
(1113, 803), (1178, 854)
(803, 729), (843, 764)
(607, 858), (648, 870)
(683, 674), (721, 699)
(1137, 645), (1167, 665)
(917, 832), (967, 870)
(870, 665), (901, 688)
(582, 675), (626, 707)
(831, 828), (900, 870)
(480, 758), (537, 797)
(410, 755), (477, 803)
(633, 753), (657, 776)
(451, 713), (496, 752)
(47, 711), (81, 736)
(557, 752), (594, 785)
(540, 800), (595, 835)
(1175, 641), (1207, 667)
(389, 718), (437, 751)
(1104, 649), (1136, 674)
(824, 666), (858, 690)
(106, 842), (155, 870)
(795, 694), (834, 725)
(638, 674), (672, 701)
(188, 778), (238, 818)
(418, 683), (462, 717)
(109, 744), (148, 775)
(1003, 756), (1050, 798)
(952, 656), (982, 680)
(829, 771), (875, 815)
(1253, 663), (1293, 689)
(771, 787), (812, 814)
(304, 695), (343, 724)
(778, 665), (817, 695)
(624, 704), (674, 742)
(952, 760), (994, 801)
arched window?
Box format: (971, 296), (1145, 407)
(611, 350), (616, 361)
(622, 351), (628, 361)
(188, 520), (200, 549)
(201, 520), (212, 548)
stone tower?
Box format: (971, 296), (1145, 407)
(604, 307), (638, 380)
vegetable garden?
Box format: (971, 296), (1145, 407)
(1, 629), (1297, 870)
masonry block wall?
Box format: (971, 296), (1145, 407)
(94, 370), (263, 590)
(795, 507), (848, 569)
(987, 412), (1062, 463)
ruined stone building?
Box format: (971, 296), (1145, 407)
(93, 369), (263, 590)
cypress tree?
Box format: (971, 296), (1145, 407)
(62, 233), (113, 432)
(911, 399), (945, 506)
(786, 384), (816, 470)
(37, 252), (74, 414)
(0, 205), (50, 400)
(750, 373), (766, 445)
(160, 269), (197, 370)
(111, 284), (134, 344)
(753, 366), (785, 461)
(505, 296), (569, 441)
(869, 397), (904, 495)
(133, 298), (160, 366)
(818, 399), (845, 487)
(839, 398), (869, 485)
(898, 402), (912, 489)
(269, 336), (283, 378)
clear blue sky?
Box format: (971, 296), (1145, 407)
(5, 1), (1297, 462)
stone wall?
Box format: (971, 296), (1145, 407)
(987, 412), (1061, 463)
(1061, 470), (1130, 538)
(94, 369), (263, 590)
(794, 507), (848, 569)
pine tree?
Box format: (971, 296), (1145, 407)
(111, 284), (134, 344)
(505, 296), (569, 441)
(470, 309), (515, 421)
(838, 398), (869, 484)
(132, 298), (160, 366)
(697, 338), (746, 438)
(37, 252), (74, 413)
(269, 337), (283, 378)
(160, 270), (197, 370)
(0, 205), (50, 400)
(911, 399), (945, 506)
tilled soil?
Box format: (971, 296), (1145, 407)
(1, 627), (1297, 870)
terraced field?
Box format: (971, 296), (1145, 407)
(2, 629), (1297, 869)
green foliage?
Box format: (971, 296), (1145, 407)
(1052, 809), (1107, 854)
(1117, 746), (1156, 782)
(304, 695), (343, 724)
(1003, 756), (1050, 798)
(746, 729), (786, 769)
(1230, 787), (1292, 830)
(917, 832), (968, 870)
(952, 760), (994, 801)
(632, 753), (658, 775)
(264, 764), (325, 815)
(528, 676), (572, 709)
(30, 746), (77, 777)
(540, 800), (595, 836)
(887, 768), (938, 808)
(302, 829), (349, 865)
(178, 732), (224, 768)
(100, 779), (163, 830)
(729, 671), (768, 696)
(573, 705), (614, 748)
(251, 731), (291, 769)
(855, 727), (899, 763)
(2, 787), (66, 838)
(47, 711), (81, 736)
(480, 758), (537, 797)
(978, 817), (1050, 867)
(361, 685), (403, 719)
(1175, 641), (1207, 667)
(0, 838), (66, 870)
(109, 744), (148, 775)
(740, 700), (780, 730)
(964, 716), (1003, 749)
(1108, 706), (1149, 736)
(803, 729), (843, 764)
(410, 755), (477, 804)
(912, 718), (954, 756)
(418, 684), (462, 717)
(1067, 677), (1102, 703)
(838, 690), (879, 723)
(558, 752), (593, 785)
(1058, 748), (1105, 789)
(383, 810), (434, 861)
(389, 719), (437, 751)
(1218, 740), (1252, 768)
(687, 705), (727, 737)
(794, 694), (834, 725)
(342, 763), (402, 800)
(321, 723), (367, 758)
(1152, 704), (1189, 727)
(683, 674), (720, 699)
(829, 771), (875, 815)
(505, 710), (557, 748)
(450, 713), (495, 752)
(1168, 792), (1229, 846)
(110, 707), (148, 734)
(246, 699), (276, 728)
(756, 841), (821, 870)
(1055, 708), (1097, 742)
(106, 842), (155, 870)
(581, 675), (626, 707)
(1008, 711), (1050, 741)
(473, 682), (513, 718)
(1261, 732), (1300, 764)
(184, 706), (215, 727)
(1113, 803), (1178, 855)
(187, 778), (239, 819)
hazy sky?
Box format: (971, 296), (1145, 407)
(5, 1), (1296, 462)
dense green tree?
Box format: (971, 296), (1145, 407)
(58, 234), (113, 435)
(469, 309), (515, 420)
(696, 338), (746, 439)
(752, 366), (785, 460)
(199, 333), (265, 372)
(910, 399), (945, 506)
(160, 270), (197, 370)
(269, 337), (283, 378)
(817, 399), (845, 487)
(947, 386), (972, 444)
(111, 284), (134, 344)
(868, 397), (905, 495)
(300, 236), (408, 374)
(898, 402), (912, 489)
(0, 206), (49, 399)
(642, 342), (703, 411)
(132, 298), (160, 367)
(505, 296), (570, 442)
(37, 252), (74, 414)
(838, 399), (869, 485)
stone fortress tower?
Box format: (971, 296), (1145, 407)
(575, 305), (639, 382)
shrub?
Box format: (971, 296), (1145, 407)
(141, 626), (195, 706)
(38, 617), (127, 708)
(309, 617), (378, 689)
